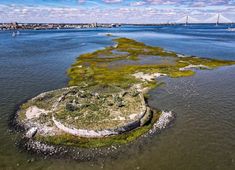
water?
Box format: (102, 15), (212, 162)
(109, 55), (176, 67)
(0, 24), (234, 169)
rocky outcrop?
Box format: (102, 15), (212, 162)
(25, 127), (38, 138)
(18, 85), (154, 138)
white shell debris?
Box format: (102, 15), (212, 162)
(177, 54), (186, 58)
(179, 64), (209, 71)
(26, 127), (38, 138)
(26, 106), (48, 120)
(133, 72), (166, 82)
(155, 111), (174, 129)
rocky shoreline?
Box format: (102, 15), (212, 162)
(15, 110), (176, 161)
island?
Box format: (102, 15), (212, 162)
(15, 37), (235, 153)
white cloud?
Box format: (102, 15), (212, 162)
(130, 1), (147, 6)
(0, 3), (234, 23)
(102, 0), (123, 3)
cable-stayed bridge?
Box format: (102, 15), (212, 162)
(175, 14), (233, 25)
(176, 16), (200, 24)
(204, 14), (232, 24)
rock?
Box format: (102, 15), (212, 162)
(116, 101), (125, 107)
(119, 91), (127, 97)
(94, 93), (100, 98)
(26, 127), (38, 138)
(130, 90), (139, 97)
(66, 103), (78, 112)
(107, 101), (114, 106)
(80, 92), (87, 98)
(140, 107), (152, 126)
(114, 95), (124, 107)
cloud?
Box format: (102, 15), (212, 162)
(102, 0), (123, 3)
(143, 0), (184, 6)
(78, 0), (86, 3)
(0, 1), (235, 23)
(130, 1), (147, 6)
(133, 0), (235, 7)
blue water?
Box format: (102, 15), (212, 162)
(0, 24), (234, 169)
(112, 24), (235, 60)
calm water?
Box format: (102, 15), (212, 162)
(0, 24), (234, 169)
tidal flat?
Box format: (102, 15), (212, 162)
(15, 37), (235, 159)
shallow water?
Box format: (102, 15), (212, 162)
(0, 25), (235, 169)
(111, 50), (129, 55)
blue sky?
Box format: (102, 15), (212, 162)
(0, 0), (235, 23)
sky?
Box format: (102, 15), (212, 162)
(0, 0), (235, 23)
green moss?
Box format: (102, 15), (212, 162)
(180, 57), (235, 68)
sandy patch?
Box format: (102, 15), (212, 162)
(133, 72), (166, 81)
(179, 64), (209, 71)
(26, 106), (48, 119)
(129, 113), (138, 120)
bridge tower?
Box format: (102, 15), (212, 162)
(216, 14), (220, 26)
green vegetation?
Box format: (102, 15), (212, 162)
(19, 37), (235, 148)
(68, 38), (235, 90)
(36, 126), (149, 148)
(36, 111), (161, 148)
(45, 37), (235, 147)
(25, 85), (145, 131)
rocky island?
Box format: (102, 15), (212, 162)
(15, 37), (235, 156)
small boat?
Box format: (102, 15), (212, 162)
(16, 31), (20, 35)
(12, 32), (16, 37)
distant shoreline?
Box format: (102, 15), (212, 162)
(0, 23), (121, 31)
(1, 23), (234, 31)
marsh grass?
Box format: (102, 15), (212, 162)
(68, 38), (235, 89)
